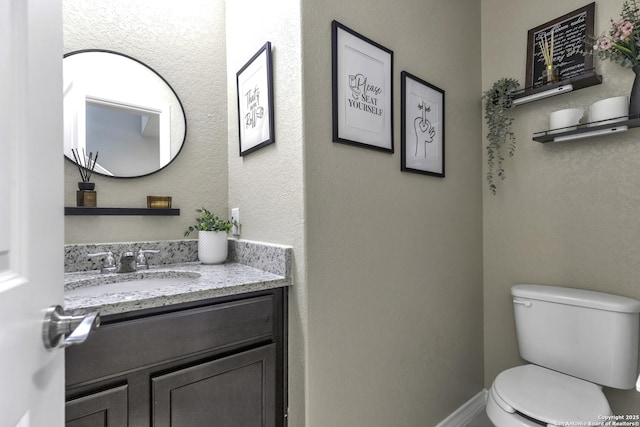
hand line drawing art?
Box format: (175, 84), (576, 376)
(413, 101), (435, 158)
(400, 71), (445, 176)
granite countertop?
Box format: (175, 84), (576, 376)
(64, 262), (289, 316)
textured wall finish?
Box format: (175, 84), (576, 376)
(225, 1), (306, 425)
(482, 0), (640, 414)
(303, 0), (484, 425)
(63, 0), (228, 243)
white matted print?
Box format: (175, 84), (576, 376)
(332, 21), (393, 152)
(401, 71), (444, 177)
(236, 42), (275, 156)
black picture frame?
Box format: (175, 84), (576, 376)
(400, 71), (445, 177)
(525, 3), (595, 89)
(332, 20), (394, 153)
(236, 42), (275, 156)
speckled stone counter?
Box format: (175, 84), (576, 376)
(64, 239), (292, 316)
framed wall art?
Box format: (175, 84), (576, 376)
(236, 41), (275, 156)
(401, 71), (444, 177)
(332, 20), (393, 152)
(525, 3), (595, 89)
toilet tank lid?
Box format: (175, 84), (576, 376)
(512, 284), (640, 313)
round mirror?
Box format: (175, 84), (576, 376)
(63, 50), (187, 178)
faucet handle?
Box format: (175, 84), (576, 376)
(87, 251), (117, 273)
(136, 249), (160, 270)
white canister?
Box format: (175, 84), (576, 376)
(549, 108), (583, 133)
(588, 96), (628, 126)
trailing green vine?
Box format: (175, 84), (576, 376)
(482, 78), (520, 195)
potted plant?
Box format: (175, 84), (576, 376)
(482, 77), (520, 195)
(184, 208), (234, 264)
(585, 0), (640, 116)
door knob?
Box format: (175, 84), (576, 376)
(42, 305), (100, 349)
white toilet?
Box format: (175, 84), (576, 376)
(486, 284), (640, 426)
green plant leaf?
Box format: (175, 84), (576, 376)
(184, 208), (234, 236)
(482, 77), (520, 195)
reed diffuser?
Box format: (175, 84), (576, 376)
(71, 148), (99, 207)
(539, 28), (559, 84)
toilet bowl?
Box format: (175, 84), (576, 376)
(486, 284), (640, 427)
(486, 365), (611, 426)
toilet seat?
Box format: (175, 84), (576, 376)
(490, 365), (612, 426)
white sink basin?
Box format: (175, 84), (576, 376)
(65, 270), (201, 297)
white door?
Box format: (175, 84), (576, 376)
(0, 0), (65, 426)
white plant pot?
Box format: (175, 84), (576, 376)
(197, 231), (228, 264)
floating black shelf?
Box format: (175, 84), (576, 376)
(533, 115), (640, 143)
(65, 207), (180, 216)
(511, 71), (602, 106)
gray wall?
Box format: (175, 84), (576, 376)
(63, 0), (228, 243)
(225, 1), (307, 425)
(482, 0), (640, 414)
(227, 0), (484, 424)
(302, 0), (484, 424)
(65, 1), (485, 424)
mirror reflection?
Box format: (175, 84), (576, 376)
(63, 50), (187, 178)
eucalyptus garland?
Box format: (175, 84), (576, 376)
(482, 78), (520, 195)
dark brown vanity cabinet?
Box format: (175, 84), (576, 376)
(65, 288), (287, 426)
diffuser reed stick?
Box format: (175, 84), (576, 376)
(71, 148), (99, 182)
(538, 28), (555, 67)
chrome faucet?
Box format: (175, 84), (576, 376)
(88, 249), (160, 273)
(116, 251), (136, 273)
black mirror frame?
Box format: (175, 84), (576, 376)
(63, 49), (188, 179)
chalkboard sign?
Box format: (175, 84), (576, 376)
(526, 3), (595, 89)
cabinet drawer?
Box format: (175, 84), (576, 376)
(67, 295), (274, 387)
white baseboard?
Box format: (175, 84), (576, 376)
(435, 389), (488, 427)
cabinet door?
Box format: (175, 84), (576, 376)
(66, 384), (128, 427)
(152, 344), (276, 427)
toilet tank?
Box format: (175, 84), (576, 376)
(512, 284), (640, 389)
